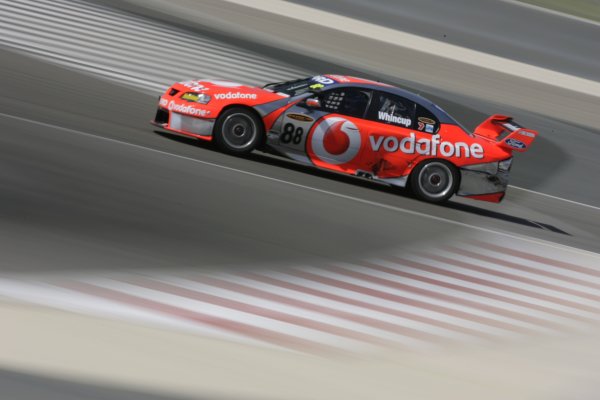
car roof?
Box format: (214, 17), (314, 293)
(323, 75), (456, 124)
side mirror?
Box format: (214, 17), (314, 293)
(305, 98), (321, 108)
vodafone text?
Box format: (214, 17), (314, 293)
(369, 133), (484, 158)
(168, 101), (210, 117)
(214, 92), (257, 100)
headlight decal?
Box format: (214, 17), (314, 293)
(181, 92), (211, 104)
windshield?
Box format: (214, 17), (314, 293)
(263, 76), (336, 97)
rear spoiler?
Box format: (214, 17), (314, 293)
(474, 114), (538, 153)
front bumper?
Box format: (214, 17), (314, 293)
(151, 106), (215, 139)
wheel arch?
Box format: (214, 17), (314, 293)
(212, 104), (266, 136)
(407, 157), (462, 203)
(407, 157), (462, 191)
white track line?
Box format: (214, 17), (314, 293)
(501, 0), (600, 27)
(509, 185), (600, 211)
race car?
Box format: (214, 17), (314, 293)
(151, 75), (538, 203)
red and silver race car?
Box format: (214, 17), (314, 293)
(151, 75), (538, 203)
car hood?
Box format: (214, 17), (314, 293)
(170, 79), (286, 105)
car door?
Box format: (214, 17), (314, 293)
(302, 86), (373, 173)
(266, 100), (329, 165)
(352, 90), (430, 181)
(267, 86), (373, 172)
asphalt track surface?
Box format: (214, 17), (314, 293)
(1, 1), (600, 398)
(291, 0), (600, 81)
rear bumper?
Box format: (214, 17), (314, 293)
(457, 164), (509, 202)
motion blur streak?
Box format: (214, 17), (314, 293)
(2, 236), (599, 354)
(0, 0), (306, 92)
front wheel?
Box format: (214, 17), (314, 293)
(410, 160), (459, 203)
(213, 107), (263, 155)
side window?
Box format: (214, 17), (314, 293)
(368, 92), (415, 129)
(415, 104), (440, 134)
(320, 88), (372, 118)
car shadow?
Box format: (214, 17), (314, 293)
(441, 201), (569, 235)
(154, 130), (569, 236)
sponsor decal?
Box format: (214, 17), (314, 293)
(167, 100), (210, 117)
(502, 122), (521, 132)
(310, 117), (361, 165)
(425, 124), (434, 133)
(179, 80), (206, 92)
(287, 113), (314, 122)
(369, 133), (484, 159)
(418, 117), (436, 125)
(518, 130), (536, 138)
(214, 92), (257, 100)
(311, 75), (335, 85)
(159, 97), (169, 108)
(505, 138), (527, 149)
(328, 75), (350, 83)
(179, 80), (243, 91)
(378, 111), (411, 127)
(309, 83), (325, 90)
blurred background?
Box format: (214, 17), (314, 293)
(1, 0), (600, 399)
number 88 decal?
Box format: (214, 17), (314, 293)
(280, 123), (304, 145)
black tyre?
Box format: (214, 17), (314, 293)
(213, 107), (263, 155)
(410, 160), (459, 203)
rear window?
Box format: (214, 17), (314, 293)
(415, 104), (440, 134)
(367, 92), (415, 128)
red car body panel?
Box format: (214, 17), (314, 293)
(151, 75), (538, 203)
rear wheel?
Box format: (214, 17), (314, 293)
(213, 107), (263, 155)
(410, 160), (459, 203)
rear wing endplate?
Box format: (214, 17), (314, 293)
(474, 114), (538, 153)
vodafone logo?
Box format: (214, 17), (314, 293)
(168, 100), (210, 117)
(369, 133), (484, 159)
(310, 117), (361, 165)
(214, 92), (257, 100)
